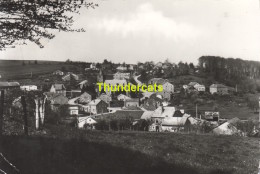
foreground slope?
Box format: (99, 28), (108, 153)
(0, 126), (259, 174)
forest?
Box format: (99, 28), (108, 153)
(198, 56), (260, 92)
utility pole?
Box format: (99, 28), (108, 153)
(21, 95), (28, 136)
(0, 90), (4, 137)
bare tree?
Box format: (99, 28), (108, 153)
(0, 0), (98, 50)
(0, 90), (4, 137)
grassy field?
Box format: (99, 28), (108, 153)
(0, 60), (73, 80)
(1, 126), (259, 174)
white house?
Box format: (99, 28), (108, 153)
(210, 84), (228, 95)
(53, 70), (64, 76)
(68, 106), (79, 115)
(113, 72), (130, 80)
(50, 84), (66, 96)
(194, 84), (206, 92)
(117, 94), (131, 101)
(62, 73), (79, 81)
(116, 66), (127, 71)
(20, 85), (38, 91)
(78, 116), (97, 129)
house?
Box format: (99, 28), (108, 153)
(116, 66), (127, 71)
(128, 65), (135, 71)
(0, 81), (20, 90)
(98, 93), (112, 104)
(90, 63), (97, 69)
(148, 106), (197, 132)
(194, 84), (206, 92)
(84, 99), (108, 114)
(113, 72), (130, 80)
(188, 82), (199, 87)
(53, 70), (64, 76)
(68, 106), (79, 115)
(85, 63), (97, 70)
(67, 89), (81, 98)
(187, 82), (205, 92)
(162, 82), (174, 93)
(49, 94), (69, 111)
(143, 97), (162, 111)
(50, 84), (66, 96)
(104, 79), (128, 95)
(117, 94), (131, 101)
(150, 106), (175, 121)
(213, 117), (241, 135)
(20, 85), (38, 91)
(147, 106), (176, 132)
(78, 116), (97, 129)
(210, 84), (228, 95)
(148, 78), (174, 93)
(62, 72), (79, 81)
(160, 114), (195, 132)
(125, 98), (139, 107)
(205, 111), (220, 121)
(76, 92), (92, 104)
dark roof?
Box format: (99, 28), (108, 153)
(173, 110), (184, 117)
(51, 95), (68, 105)
(96, 110), (144, 120)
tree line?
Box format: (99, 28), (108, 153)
(198, 56), (260, 92)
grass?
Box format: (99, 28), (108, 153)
(1, 125), (259, 174)
(0, 60), (72, 80)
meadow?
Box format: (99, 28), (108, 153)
(1, 126), (259, 174)
(0, 60), (72, 80)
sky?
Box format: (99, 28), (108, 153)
(0, 0), (260, 64)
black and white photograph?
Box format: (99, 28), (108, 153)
(0, 0), (260, 173)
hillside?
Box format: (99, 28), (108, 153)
(1, 126), (259, 174)
(0, 60), (74, 80)
(198, 56), (260, 92)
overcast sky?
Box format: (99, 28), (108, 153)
(0, 0), (260, 64)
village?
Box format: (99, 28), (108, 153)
(1, 1), (260, 173)
(0, 60), (258, 137)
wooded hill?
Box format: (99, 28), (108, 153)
(198, 56), (260, 92)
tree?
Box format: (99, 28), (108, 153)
(0, 90), (4, 137)
(0, 0), (98, 50)
(247, 99), (259, 113)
